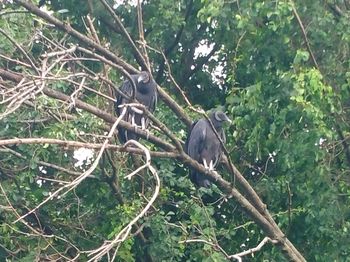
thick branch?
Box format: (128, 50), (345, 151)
(13, 0), (192, 129)
(0, 71), (174, 151)
(42, 87), (175, 151)
(0, 63), (305, 262)
(179, 152), (305, 261)
(0, 138), (178, 158)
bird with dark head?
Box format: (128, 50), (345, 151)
(185, 111), (231, 188)
(38, 0), (46, 7)
(115, 71), (157, 143)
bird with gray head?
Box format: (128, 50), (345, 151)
(115, 71), (157, 143)
(185, 111), (231, 188)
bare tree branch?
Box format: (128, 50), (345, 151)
(180, 237), (278, 261)
(99, 0), (149, 71)
(0, 28), (39, 74)
(137, 0), (151, 70)
(86, 140), (160, 261)
(0, 139), (178, 158)
(12, 106), (128, 224)
(13, 0), (138, 74)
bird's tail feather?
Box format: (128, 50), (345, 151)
(117, 127), (127, 144)
(189, 170), (211, 188)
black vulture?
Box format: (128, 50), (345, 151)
(185, 111), (231, 188)
(115, 71), (157, 143)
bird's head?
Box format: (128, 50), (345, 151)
(212, 111), (232, 127)
(137, 71), (150, 84)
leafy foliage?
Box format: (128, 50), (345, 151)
(0, 0), (350, 261)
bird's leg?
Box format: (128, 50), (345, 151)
(203, 159), (209, 170)
(209, 160), (214, 171)
(130, 113), (138, 134)
(130, 106), (144, 130)
(129, 106), (151, 139)
(141, 116), (146, 130)
(141, 117), (150, 139)
(203, 159), (215, 173)
(124, 130), (128, 142)
(131, 113), (136, 127)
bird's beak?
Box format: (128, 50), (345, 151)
(225, 115), (232, 124)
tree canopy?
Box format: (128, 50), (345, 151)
(0, 0), (349, 261)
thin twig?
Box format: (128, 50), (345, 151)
(0, 139), (179, 158)
(0, 28), (39, 74)
(86, 140), (160, 261)
(137, 0), (151, 70)
(291, 2), (320, 70)
(98, 0), (149, 71)
(181, 237), (278, 261)
(12, 107), (127, 224)
(228, 237), (278, 261)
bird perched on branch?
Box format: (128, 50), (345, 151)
(115, 71), (157, 143)
(185, 111), (231, 188)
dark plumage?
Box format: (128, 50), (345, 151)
(38, 0), (46, 7)
(115, 71), (157, 143)
(185, 111), (231, 188)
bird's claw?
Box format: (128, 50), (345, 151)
(203, 159), (215, 173)
(141, 117), (146, 130)
(140, 117), (150, 139)
(209, 160), (214, 171)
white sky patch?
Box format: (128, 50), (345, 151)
(193, 40), (227, 88)
(39, 166), (47, 174)
(210, 19), (218, 29)
(211, 61), (227, 86)
(194, 39), (215, 59)
(179, 129), (186, 138)
(268, 152), (276, 163)
(36, 179), (43, 188)
(318, 138), (327, 146)
(73, 148), (94, 168)
(39, 4), (54, 16)
(178, 43), (183, 52)
(113, 0), (140, 9)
